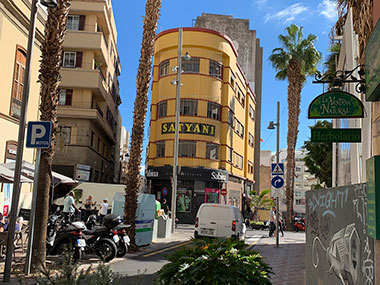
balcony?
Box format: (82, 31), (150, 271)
(57, 101), (116, 142)
(64, 31), (108, 64)
(60, 68), (108, 100)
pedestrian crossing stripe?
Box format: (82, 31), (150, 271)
(271, 163), (284, 174)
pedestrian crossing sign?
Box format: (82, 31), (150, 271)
(271, 163), (284, 175)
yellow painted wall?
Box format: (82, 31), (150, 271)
(148, 28), (256, 182)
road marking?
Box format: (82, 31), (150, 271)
(246, 235), (263, 250)
(142, 240), (192, 257)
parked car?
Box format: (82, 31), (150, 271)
(194, 204), (246, 241)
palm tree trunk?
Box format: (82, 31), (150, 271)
(124, 0), (161, 250)
(32, 0), (70, 269)
(285, 59), (303, 230)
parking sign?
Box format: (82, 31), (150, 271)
(26, 121), (52, 148)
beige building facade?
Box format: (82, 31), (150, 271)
(0, 0), (48, 211)
(53, 0), (122, 183)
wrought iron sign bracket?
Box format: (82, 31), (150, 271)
(313, 65), (365, 93)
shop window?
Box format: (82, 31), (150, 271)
(180, 99), (197, 116)
(159, 60), (169, 77)
(157, 101), (167, 118)
(179, 140), (196, 157)
(206, 143), (218, 160)
(209, 60), (222, 79)
(177, 190), (191, 213)
(207, 102), (220, 120)
(183, 58), (200, 73)
(156, 141), (165, 157)
(10, 47), (26, 119)
(58, 89), (73, 106)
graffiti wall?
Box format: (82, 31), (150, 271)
(306, 183), (375, 285)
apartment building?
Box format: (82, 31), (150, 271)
(146, 27), (256, 223)
(53, 0), (122, 183)
(0, 0), (48, 211)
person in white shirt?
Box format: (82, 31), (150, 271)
(268, 206), (276, 237)
(99, 198), (109, 224)
(63, 191), (80, 222)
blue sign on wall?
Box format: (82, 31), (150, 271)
(26, 121), (52, 148)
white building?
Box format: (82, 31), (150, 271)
(273, 149), (319, 216)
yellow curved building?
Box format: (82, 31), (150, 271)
(146, 28), (256, 223)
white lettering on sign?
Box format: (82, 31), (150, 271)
(146, 169), (159, 177)
(211, 172), (227, 181)
(31, 125), (46, 145)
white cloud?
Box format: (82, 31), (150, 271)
(318, 0), (338, 21)
(140, 164), (145, 175)
(264, 3), (308, 24)
(254, 0), (267, 7)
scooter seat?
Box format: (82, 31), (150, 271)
(83, 226), (108, 235)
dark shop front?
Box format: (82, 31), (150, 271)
(146, 166), (228, 224)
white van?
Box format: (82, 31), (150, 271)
(194, 204), (246, 241)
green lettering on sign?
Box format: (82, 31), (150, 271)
(311, 128), (361, 143)
(366, 156), (380, 240)
(308, 90), (365, 119)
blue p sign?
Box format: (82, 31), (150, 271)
(26, 121), (52, 148)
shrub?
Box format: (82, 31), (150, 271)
(155, 238), (272, 285)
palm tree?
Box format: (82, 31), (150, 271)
(333, 0), (373, 64)
(269, 24), (321, 229)
(31, 0), (71, 268)
(124, 0), (161, 250)
(249, 189), (274, 220)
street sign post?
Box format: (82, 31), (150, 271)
(272, 176), (284, 189)
(221, 188), (227, 196)
(271, 163), (284, 175)
(162, 187), (168, 196)
(25, 121), (52, 275)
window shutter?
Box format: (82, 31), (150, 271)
(75, 52), (83, 68)
(79, 15), (86, 31)
(66, 89), (73, 105)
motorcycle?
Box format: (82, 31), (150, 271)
(113, 223), (131, 258)
(293, 218), (306, 232)
(82, 214), (121, 262)
(46, 210), (86, 261)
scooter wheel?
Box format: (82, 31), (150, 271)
(96, 238), (117, 262)
(73, 247), (82, 261)
(116, 242), (127, 258)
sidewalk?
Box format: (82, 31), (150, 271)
(253, 231), (306, 285)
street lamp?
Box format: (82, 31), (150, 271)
(3, 0), (57, 282)
(170, 28), (191, 233)
(267, 101), (280, 248)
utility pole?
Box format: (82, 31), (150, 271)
(275, 101), (280, 248)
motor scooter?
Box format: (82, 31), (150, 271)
(293, 218), (306, 232)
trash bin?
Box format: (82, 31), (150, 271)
(157, 215), (172, 238)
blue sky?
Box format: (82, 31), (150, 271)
(112, 0), (338, 170)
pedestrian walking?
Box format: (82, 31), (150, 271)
(268, 206), (276, 237)
(84, 195), (96, 221)
(278, 212), (284, 237)
(161, 199), (170, 215)
(63, 191), (81, 222)
(99, 198), (109, 225)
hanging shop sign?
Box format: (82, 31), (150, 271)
(146, 166), (228, 182)
(366, 156), (380, 239)
(308, 90), (365, 119)
(161, 122), (215, 137)
(311, 128), (361, 143)
(365, 18), (380, 102)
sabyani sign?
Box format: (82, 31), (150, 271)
(161, 122), (216, 136)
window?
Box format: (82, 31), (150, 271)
(249, 105), (255, 120)
(58, 89), (73, 106)
(230, 74), (235, 89)
(230, 97), (235, 112)
(296, 166), (302, 172)
(234, 153), (243, 169)
(62, 51), (82, 68)
(209, 60), (222, 79)
(63, 52), (76, 67)
(235, 120), (244, 138)
(98, 138), (102, 153)
(157, 101), (167, 118)
(179, 140), (196, 157)
(228, 110), (234, 126)
(67, 15), (80, 30)
(159, 60), (169, 77)
(240, 125), (244, 138)
(10, 47), (26, 119)
(248, 133), (254, 147)
(228, 148), (233, 162)
(61, 126), (71, 144)
(91, 131), (95, 147)
(183, 58), (200, 73)
(241, 93), (245, 106)
(156, 141), (165, 157)
(206, 143), (218, 160)
(248, 162), (253, 174)
(180, 99), (197, 116)
(207, 102), (220, 120)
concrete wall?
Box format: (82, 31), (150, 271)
(306, 184), (374, 284)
